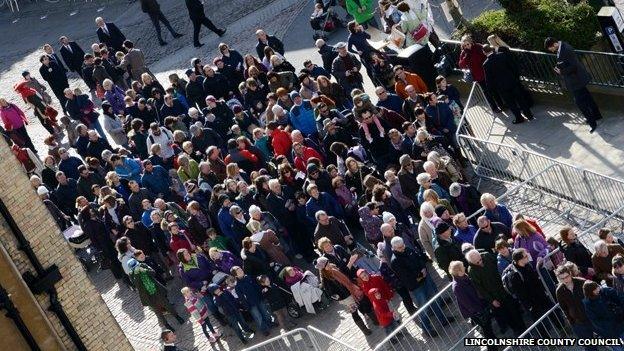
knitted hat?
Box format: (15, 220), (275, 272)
(218, 194), (230, 206)
(184, 181), (197, 193)
(37, 186), (49, 196)
(184, 68), (194, 77)
(127, 258), (139, 270)
(356, 269), (368, 277)
(306, 163), (319, 174)
(21, 71), (30, 77)
(434, 204), (447, 218)
(382, 211), (395, 224)
(449, 183), (462, 197)
(334, 42), (347, 49)
(207, 283), (220, 295)
(206, 95), (217, 103)
(315, 256), (329, 270)
(232, 105), (243, 114)
(435, 222), (451, 236)
(289, 91), (300, 100)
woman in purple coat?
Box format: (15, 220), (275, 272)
(208, 248), (242, 274)
(450, 261), (497, 350)
(512, 219), (548, 268)
(177, 248), (227, 325)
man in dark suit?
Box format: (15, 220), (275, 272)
(42, 43), (67, 72)
(59, 36), (86, 78)
(545, 37), (603, 133)
(183, 0), (225, 48)
(139, 0), (183, 46)
(483, 44), (534, 124)
(255, 29), (284, 59)
(39, 54), (70, 113)
(95, 17), (126, 53)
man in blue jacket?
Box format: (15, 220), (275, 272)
(141, 160), (171, 199)
(233, 266), (273, 336)
(289, 92), (317, 138)
(111, 154), (142, 184)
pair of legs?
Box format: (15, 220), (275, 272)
(227, 311), (253, 342)
(249, 303), (273, 334)
(9, 126), (37, 153)
(273, 307), (297, 330)
(148, 11), (182, 45)
(191, 16), (225, 47)
(26, 94), (56, 135)
(491, 294), (526, 335)
(409, 275), (451, 335)
(572, 86), (602, 131)
(498, 83), (534, 123)
(151, 301), (184, 329)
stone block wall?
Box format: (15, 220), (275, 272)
(0, 137), (132, 351)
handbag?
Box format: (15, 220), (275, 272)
(44, 105), (59, 123)
(96, 84), (105, 99)
(410, 23), (429, 43)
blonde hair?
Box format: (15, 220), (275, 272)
(141, 73), (153, 85)
(317, 236), (332, 250)
(453, 212), (466, 226)
(180, 286), (191, 295)
(480, 193), (496, 206)
(226, 163), (239, 178)
(246, 219), (262, 234)
(487, 34), (509, 49)
(423, 188), (440, 203)
(102, 79), (114, 90)
(448, 261), (465, 276)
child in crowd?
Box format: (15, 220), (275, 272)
(368, 288), (402, 341)
(205, 228), (237, 253)
(181, 287), (221, 343)
(160, 329), (178, 351)
(258, 275), (297, 331)
(435, 75), (463, 111)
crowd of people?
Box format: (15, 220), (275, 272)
(0, 0), (613, 349)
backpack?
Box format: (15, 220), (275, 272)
(501, 263), (522, 299)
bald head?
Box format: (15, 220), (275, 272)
(381, 223), (394, 237)
(465, 249), (482, 265)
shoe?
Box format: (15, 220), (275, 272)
(176, 315), (185, 324)
(241, 339), (248, 345)
(295, 254), (303, 259)
(362, 328), (372, 336)
(159, 40), (167, 46)
(526, 114), (535, 120)
(217, 28), (226, 37)
(590, 125), (597, 134)
(245, 332), (255, 339)
(212, 330), (222, 338)
(512, 118), (526, 124)
(194, 43), (204, 48)
(173, 32), (183, 38)
(493, 108), (503, 113)
(207, 335), (217, 343)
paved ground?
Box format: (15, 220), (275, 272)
(2, 0), (620, 350)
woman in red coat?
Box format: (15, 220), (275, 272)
(458, 35), (502, 112)
(14, 79), (57, 135)
(266, 122), (292, 157)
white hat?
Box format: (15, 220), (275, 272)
(37, 186), (49, 196)
(334, 42), (347, 49)
(382, 211), (395, 223)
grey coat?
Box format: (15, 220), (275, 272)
(119, 49), (153, 81)
(556, 41), (591, 92)
(102, 115), (128, 146)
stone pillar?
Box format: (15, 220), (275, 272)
(0, 137), (132, 351)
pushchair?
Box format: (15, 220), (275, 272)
(278, 267), (331, 318)
(63, 225), (100, 272)
(311, 0), (345, 40)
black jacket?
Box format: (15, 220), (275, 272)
(318, 44), (338, 75)
(561, 240), (593, 275)
(39, 61), (69, 91)
(60, 42), (86, 72)
(256, 35), (285, 59)
(390, 246), (428, 291)
(202, 73), (230, 100)
(261, 283), (289, 311)
(450, 184), (482, 217)
(96, 23), (126, 52)
(140, 0), (160, 14)
(507, 263), (552, 310)
(124, 222), (158, 255)
(185, 0), (207, 20)
(186, 77), (206, 109)
(191, 128), (223, 153)
(434, 237), (467, 277)
(483, 52), (521, 92)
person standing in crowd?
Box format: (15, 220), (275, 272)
(555, 265), (596, 351)
(0, 98), (37, 153)
(450, 261), (497, 350)
(255, 29), (284, 59)
(545, 37), (603, 133)
(458, 34), (501, 112)
(483, 44), (534, 124)
(95, 17), (126, 53)
(59, 36), (86, 78)
(332, 42), (364, 94)
(582, 280), (624, 345)
(39, 54), (70, 114)
(119, 41), (154, 82)
(140, 0), (183, 46)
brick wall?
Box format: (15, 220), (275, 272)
(0, 137), (132, 351)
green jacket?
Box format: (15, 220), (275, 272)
(467, 252), (507, 303)
(346, 0), (374, 24)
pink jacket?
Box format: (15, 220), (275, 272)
(0, 104), (27, 130)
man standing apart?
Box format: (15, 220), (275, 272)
(184, 0), (226, 48)
(545, 37), (602, 133)
(96, 17), (127, 53)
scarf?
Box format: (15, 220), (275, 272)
(327, 265), (364, 301)
(181, 254), (199, 272)
(196, 210), (209, 228)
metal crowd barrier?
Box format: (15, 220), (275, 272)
(503, 304), (576, 351)
(372, 284), (476, 351)
(440, 39), (624, 92)
(307, 326), (359, 351)
(241, 327), (323, 351)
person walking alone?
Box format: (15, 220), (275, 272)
(140, 0), (183, 46)
(184, 0), (226, 48)
(545, 37), (603, 133)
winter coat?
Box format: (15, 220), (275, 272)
(359, 206), (384, 243)
(358, 274), (393, 302)
(434, 237), (467, 276)
(212, 250), (241, 274)
(314, 216), (352, 248)
(241, 247), (272, 277)
(556, 277), (589, 325)
(103, 114), (128, 146)
(290, 100), (317, 136)
(184, 291), (210, 324)
(452, 275), (489, 319)
(467, 252), (508, 303)
(141, 165), (171, 196)
(583, 287), (624, 338)
(169, 232), (194, 258)
(345, 0), (374, 24)
(235, 274), (264, 307)
(0, 103), (27, 130)
(261, 282), (290, 311)
(178, 254), (215, 292)
(250, 230), (291, 266)
(513, 233), (549, 268)
(560, 240), (593, 275)
(129, 262), (169, 307)
(305, 192), (343, 223)
(458, 43), (487, 82)
(485, 204), (513, 229)
(390, 246), (428, 291)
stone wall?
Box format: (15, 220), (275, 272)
(0, 136), (132, 351)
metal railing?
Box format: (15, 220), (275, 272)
(503, 304), (575, 351)
(372, 283), (475, 351)
(241, 327), (323, 351)
(441, 39), (624, 92)
(307, 326), (359, 351)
